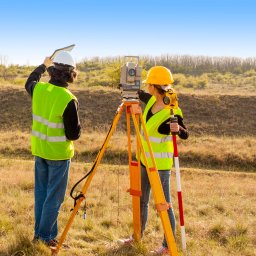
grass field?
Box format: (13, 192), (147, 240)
(0, 84), (255, 255)
(0, 131), (255, 171)
(0, 158), (255, 256)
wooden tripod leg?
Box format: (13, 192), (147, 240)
(52, 103), (125, 255)
(129, 161), (141, 241)
(126, 106), (141, 241)
(129, 108), (178, 256)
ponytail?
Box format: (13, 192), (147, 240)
(153, 84), (166, 95)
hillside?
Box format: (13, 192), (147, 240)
(0, 85), (255, 171)
(0, 79), (255, 255)
(1, 86), (256, 136)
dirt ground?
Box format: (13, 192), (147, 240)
(1, 86), (255, 136)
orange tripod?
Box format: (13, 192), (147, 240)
(51, 100), (178, 256)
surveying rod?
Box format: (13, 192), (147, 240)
(170, 108), (186, 252)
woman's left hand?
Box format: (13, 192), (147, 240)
(43, 57), (53, 68)
(170, 122), (180, 133)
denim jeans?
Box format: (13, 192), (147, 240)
(34, 156), (70, 242)
(140, 165), (176, 248)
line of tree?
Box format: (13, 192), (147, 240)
(78, 55), (256, 75)
(145, 55), (256, 75)
(1, 54), (256, 82)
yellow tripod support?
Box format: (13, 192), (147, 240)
(52, 101), (178, 256)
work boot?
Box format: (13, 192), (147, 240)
(31, 236), (40, 244)
(47, 239), (58, 247)
(47, 239), (70, 249)
(150, 246), (169, 255)
(117, 236), (134, 246)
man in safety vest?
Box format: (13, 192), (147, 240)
(119, 66), (189, 255)
(25, 51), (81, 247)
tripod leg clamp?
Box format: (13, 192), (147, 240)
(156, 202), (171, 212)
(127, 188), (142, 197)
(149, 167), (157, 172)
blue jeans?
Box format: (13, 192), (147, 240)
(140, 165), (176, 248)
(34, 156), (70, 242)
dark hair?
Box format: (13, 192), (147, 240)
(47, 65), (77, 84)
(153, 84), (166, 95)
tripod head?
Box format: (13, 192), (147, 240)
(119, 56), (142, 101)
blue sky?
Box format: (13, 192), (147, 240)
(0, 0), (255, 65)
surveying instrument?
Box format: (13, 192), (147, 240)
(51, 57), (179, 256)
(163, 88), (187, 252)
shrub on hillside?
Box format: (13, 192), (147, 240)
(244, 69), (256, 77)
(174, 74), (208, 89)
(173, 74), (186, 86)
(195, 74), (208, 89)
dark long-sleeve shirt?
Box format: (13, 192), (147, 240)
(138, 90), (189, 139)
(25, 64), (81, 140)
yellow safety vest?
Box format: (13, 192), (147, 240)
(31, 82), (77, 160)
(140, 96), (183, 170)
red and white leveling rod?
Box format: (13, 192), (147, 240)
(171, 112), (186, 252)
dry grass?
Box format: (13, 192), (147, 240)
(0, 131), (255, 171)
(8, 81), (256, 96)
(1, 81), (255, 255)
(0, 158), (255, 256)
(178, 135), (256, 171)
(177, 82), (256, 96)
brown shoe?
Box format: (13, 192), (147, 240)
(47, 239), (58, 247)
(150, 246), (169, 255)
(31, 236), (40, 244)
(48, 239), (70, 249)
(117, 236), (134, 246)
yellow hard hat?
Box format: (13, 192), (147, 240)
(143, 66), (174, 85)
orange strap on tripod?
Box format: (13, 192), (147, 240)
(156, 202), (171, 212)
(127, 188), (142, 197)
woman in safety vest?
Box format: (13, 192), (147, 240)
(25, 52), (81, 247)
(120, 66), (188, 255)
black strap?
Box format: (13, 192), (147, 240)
(70, 111), (118, 209)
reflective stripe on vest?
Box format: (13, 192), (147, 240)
(141, 131), (173, 143)
(33, 114), (64, 128)
(145, 152), (173, 159)
(32, 130), (66, 142)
